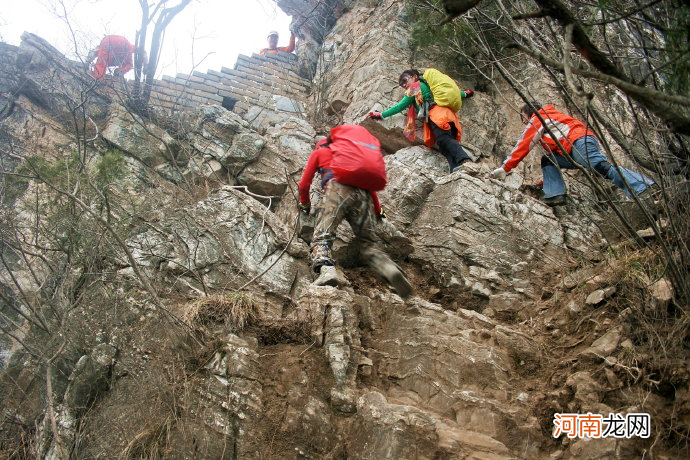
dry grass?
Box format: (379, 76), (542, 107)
(602, 243), (690, 450)
(605, 244), (687, 354)
(120, 416), (176, 459)
(182, 292), (258, 331)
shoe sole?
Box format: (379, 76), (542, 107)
(313, 268), (340, 287)
(543, 197), (567, 207)
(314, 277), (339, 287)
(323, 278), (339, 287)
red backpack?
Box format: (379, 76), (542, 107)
(328, 125), (387, 191)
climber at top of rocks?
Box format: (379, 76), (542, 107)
(369, 68), (475, 174)
(298, 125), (412, 299)
(489, 102), (655, 207)
(260, 30), (295, 56)
(88, 35), (143, 80)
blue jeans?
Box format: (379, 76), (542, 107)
(541, 136), (653, 199)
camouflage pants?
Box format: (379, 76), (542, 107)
(310, 181), (388, 273)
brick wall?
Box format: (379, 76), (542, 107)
(149, 51), (310, 116)
(1, 35), (310, 119)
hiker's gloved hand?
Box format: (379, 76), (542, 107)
(299, 202), (311, 215)
(490, 167), (507, 180)
(369, 111), (382, 120)
(378, 207), (387, 220)
(464, 89), (475, 98)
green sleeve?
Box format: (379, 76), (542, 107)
(382, 95), (415, 118)
(420, 81), (433, 101)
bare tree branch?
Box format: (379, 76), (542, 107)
(531, 0), (690, 135)
(507, 43), (690, 138)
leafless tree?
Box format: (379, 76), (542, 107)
(131, 0), (195, 109)
(0, 29), (199, 455)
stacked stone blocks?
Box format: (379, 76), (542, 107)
(149, 52), (310, 116)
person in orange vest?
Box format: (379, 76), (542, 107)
(298, 128), (412, 299)
(369, 69), (475, 174)
(260, 30), (295, 56)
(88, 35), (137, 80)
(490, 102), (654, 206)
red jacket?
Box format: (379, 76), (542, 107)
(299, 146), (381, 214)
(92, 35), (135, 80)
(502, 105), (594, 172)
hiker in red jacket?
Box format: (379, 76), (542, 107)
(260, 30), (295, 56)
(490, 102), (654, 206)
(298, 127), (412, 299)
(369, 69), (475, 174)
(89, 35), (137, 80)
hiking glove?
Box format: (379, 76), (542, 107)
(464, 89), (475, 98)
(490, 167), (507, 180)
(378, 207), (387, 220)
(369, 111), (383, 120)
(299, 202), (311, 215)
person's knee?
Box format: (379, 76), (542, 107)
(592, 159), (612, 177)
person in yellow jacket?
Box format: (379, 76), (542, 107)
(369, 69), (475, 173)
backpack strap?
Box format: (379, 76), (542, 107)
(418, 78), (436, 105)
(417, 78), (435, 122)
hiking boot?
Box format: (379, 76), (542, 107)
(452, 161), (481, 176)
(313, 265), (340, 287)
(450, 159), (467, 173)
(637, 184), (661, 214)
(369, 257), (413, 299)
(542, 194), (567, 207)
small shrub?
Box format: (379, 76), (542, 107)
(183, 292), (258, 331)
(95, 149), (127, 189)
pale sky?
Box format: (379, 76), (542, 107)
(0, 0), (292, 77)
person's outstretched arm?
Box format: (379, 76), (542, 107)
(502, 120), (543, 173)
(369, 95), (415, 120)
(279, 34), (296, 53)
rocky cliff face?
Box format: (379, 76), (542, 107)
(0, 2), (685, 459)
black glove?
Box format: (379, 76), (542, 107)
(369, 111), (383, 120)
(464, 89), (475, 98)
(299, 202), (311, 215)
(378, 207), (387, 220)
